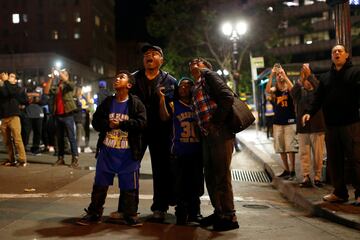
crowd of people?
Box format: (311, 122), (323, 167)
(75, 45), (240, 230)
(265, 44), (360, 207)
(0, 69), (99, 168)
(1, 43), (359, 231)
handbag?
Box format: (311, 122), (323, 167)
(230, 96), (255, 133)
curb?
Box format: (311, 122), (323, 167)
(238, 134), (360, 231)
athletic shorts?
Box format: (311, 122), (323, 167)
(273, 124), (298, 153)
(94, 169), (139, 190)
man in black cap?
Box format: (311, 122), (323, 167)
(119, 44), (177, 222)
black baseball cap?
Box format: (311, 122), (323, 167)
(141, 44), (163, 56)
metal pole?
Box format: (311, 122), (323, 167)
(249, 52), (259, 134)
(232, 40), (239, 95)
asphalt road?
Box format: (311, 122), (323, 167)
(0, 133), (359, 239)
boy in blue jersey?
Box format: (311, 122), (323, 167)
(159, 77), (204, 225)
(77, 71), (147, 226)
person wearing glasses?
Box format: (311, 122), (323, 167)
(189, 57), (239, 231)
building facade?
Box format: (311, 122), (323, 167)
(0, 0), (116, 84)
(245, 0), (360, 68)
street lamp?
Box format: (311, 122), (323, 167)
(221, 20), (248, 94)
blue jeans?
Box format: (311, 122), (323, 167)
(55, 114), (78, 157)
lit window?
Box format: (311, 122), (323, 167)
(74, 12), (81, 23)
(351, 26), (360, 36)
(283, 36), (300, 46)
(51, 30), (59, 40)
(283, 0), (299, 7)
(12, 13), (20, 24)
(95, 15), (100, 27)
(74, 29), (80, 39)
(304, 0), (314, 5)
(22, 14), (28, 23)
(311, 12), (328, 23)
(304, 31), (330, 44)
(98, 66), (104, 74)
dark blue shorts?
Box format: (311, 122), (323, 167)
(94, 169), (139, 190)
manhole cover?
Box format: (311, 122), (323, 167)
(242, 204), (270, 209)
(231, 169), (271, 183)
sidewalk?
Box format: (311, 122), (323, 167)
(237, 127), (360, 230)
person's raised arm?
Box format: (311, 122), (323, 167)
(266, 68), (275, 94)
(158, 86), (172, 121)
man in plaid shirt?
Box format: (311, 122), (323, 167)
(189, 57), (239, 231)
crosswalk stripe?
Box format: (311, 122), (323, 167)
(0, 193), (246, 202)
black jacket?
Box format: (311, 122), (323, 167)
(92, 94), (147, 161)
(200, 69), (234, 137)
(131, 69), (177, 128)
(307, 61), (360, 127)
(0, 81), (28, 119)
(290, 75), (325, 133)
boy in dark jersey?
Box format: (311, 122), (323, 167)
(159, 77), (204, 225)
(77, 71), (147, 226)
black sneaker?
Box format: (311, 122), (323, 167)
(213, 218), (239, 231)
(285, 171), (296, 180)
(147, 211), (165, 223)
(188, 214), (203, 223)
(277, 170), (290, 178)
(299, 178), (312, 188)
(124, 216), (143, 227)
(314, 180), (323, 188)
(76, 209), (101, 226)
(199, 214), (217, 227)
(2, 161), (17, 167)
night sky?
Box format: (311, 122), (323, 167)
(115, 0), (155, 41)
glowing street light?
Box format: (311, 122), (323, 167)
(221, 20), (248, 94)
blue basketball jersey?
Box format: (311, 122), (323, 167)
(171, 100), (201, 156)
(96, 98), (140, 174)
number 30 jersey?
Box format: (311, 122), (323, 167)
(171, 100), (201, 156)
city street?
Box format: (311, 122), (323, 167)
(0, 130), (359, 239)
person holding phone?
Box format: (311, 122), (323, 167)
(47, 69), (79, 168)
(0, 72), (28, 167)
(266, 64), (298, 180)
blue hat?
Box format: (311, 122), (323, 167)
(99, 80), (107, 88)
(178, 77), (194, 86)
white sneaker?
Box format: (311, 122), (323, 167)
(109, 211), (124, 219)
(78, 147), (82, 154)
(84, 147), (93, 153)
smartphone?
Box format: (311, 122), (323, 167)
(273, 63), (281, 74)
